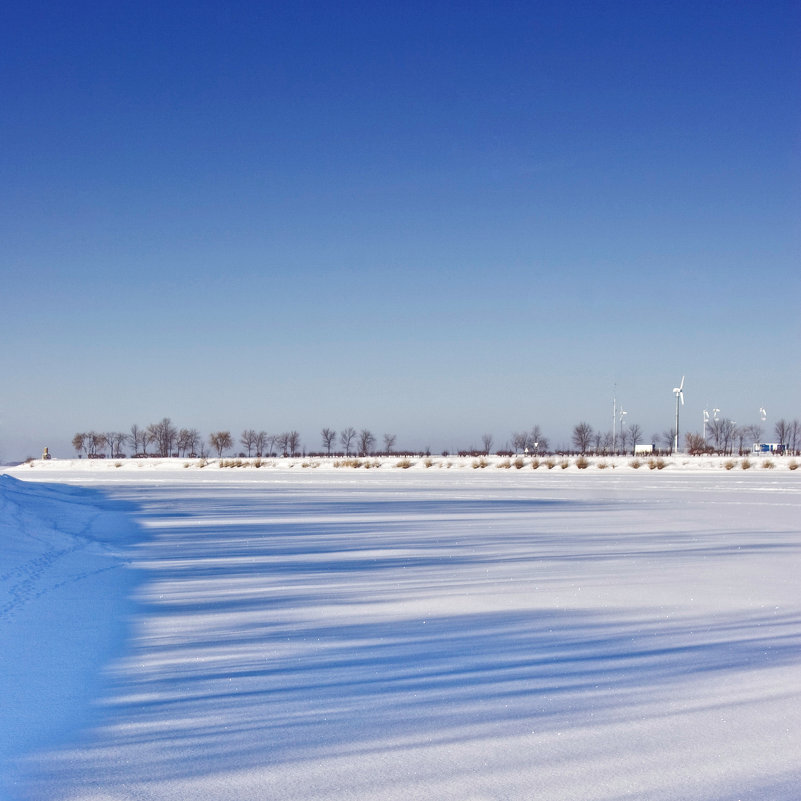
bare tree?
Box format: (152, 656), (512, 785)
(743, 424), (762, 451)
(287, 431), (301, 457)
(733, 425), (744, 455)
(685, 432), (709, 455)
(209, 431), (232, 458)
(147, 418), (177, 457)
(529, 425), (548, 453)
(383, 433), (396, 454)
(255, 430), (269, 457)
(788, 420), (801, 453)
(176, 428), (191, 457)
(628, 424), (642, 453)
(90, 432), (104, 457)
(127, 424), (144, 456)
(146, 423), (160, 455)
(511, 432), (529, 453)
(275, 432), (290, 456)
(572, 422), (594, 454)
(481, 434), (493, 455)
(188, 428), (201, 457)
(240, 429), (258, 457)
(321, 428), (337, 456)
(72, 432), (88, 457)
(358, 429), (376, 456)
(708, 418), (737, 454)
(774, 419), (789, 451)
(340, 427), (357, 456)
(661, 429), (676, 453)
(110, 432), (126, 457)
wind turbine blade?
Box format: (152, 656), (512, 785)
(680, 392), (684, 406)
(679, 376), (685, 391)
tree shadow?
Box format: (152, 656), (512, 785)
(11, 482), (801, 798)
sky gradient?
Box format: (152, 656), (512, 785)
(2, 1), (799, 460)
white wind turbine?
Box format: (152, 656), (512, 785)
(673, 376), (685, 453)
(760, 407), (767, 422)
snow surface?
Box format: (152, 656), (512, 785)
(2, 460), (800, 800)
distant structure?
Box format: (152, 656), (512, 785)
(672, 375), (685, 453)
(42, 447), (51, 460)
(752, 442), (784, 455)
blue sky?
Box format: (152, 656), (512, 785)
(1, 1), (799, 459)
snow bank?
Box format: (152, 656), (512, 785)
(7, 452), (801, 478)
(0, 476), (140, 798)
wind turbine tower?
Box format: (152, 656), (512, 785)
(673, 376), (685, 453)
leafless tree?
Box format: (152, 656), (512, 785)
(209, 431), (232, 458)
(661, 429), (676, 453)
(529, 425), (548, 453)
(127, 424), (144, 455)
(774, 419), (789, 451)
(146, 423), (160, 455)
(359, 429), (376, 456)
(255, 430), (269, 457)
(743, 424), (762, 450)
(275, 432), (290, 456)
(90, 432), (105, 456)
(481, 434), (493, 455)
(72, 432), (88, 456)
(720, 419), (737, 454)
(572, 422), (594, 454)
(110, 432), (126, 457)
(321, 428), (337, 456)
(146, 418), (177, 457)
(240, 429), (258, 457)
(511, 432), (529, 453)
(789, 420), (801, 453)
(340, 427), (357, 456)
(177, 428), (200, 457)
(685, 432), (709, 455)
(628, 424), (642, 453)
(383, 433), (396, 454)
(708, 418), (737, 454)
(287, 431), (301, 457)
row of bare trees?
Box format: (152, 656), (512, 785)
(71, 420), (399, 459)
(567, 422), (645, 454)
(685, 418), (801, 456)
(73, 420), (204, 458)
(70, 415), (801, 461)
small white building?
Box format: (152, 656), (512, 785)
(752, 442), (784, 454)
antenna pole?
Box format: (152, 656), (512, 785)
(612, 389), (617, 452)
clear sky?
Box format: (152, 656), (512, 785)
(2, 1), (799, 460)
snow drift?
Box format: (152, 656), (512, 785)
(0, 475), (139, 799)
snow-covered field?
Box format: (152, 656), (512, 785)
(2, 459), (800, 800)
